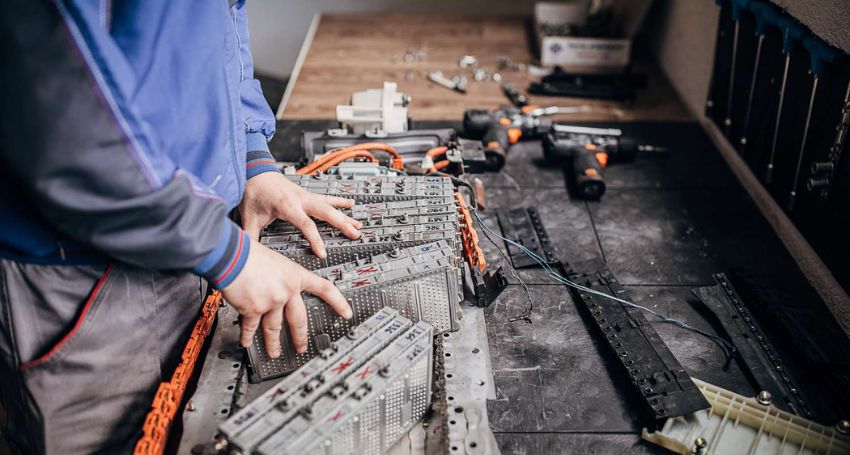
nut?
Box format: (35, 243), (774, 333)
(458, 55), (478, 68)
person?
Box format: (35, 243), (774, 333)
(0, 1), (360, 453)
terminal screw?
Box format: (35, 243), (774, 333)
(213, 436), (228, 451)
(756, 390), (772, 406)
(693, 437), (708, 454)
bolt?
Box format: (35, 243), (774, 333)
(473, 68), (487, 81)
(186, 399), (196, 412)
(458, 55), (478, 68)
(756, 390), (772, 406)
(837, 419), (850, 435)
(693, 437), (708, 454)
(213, 436), (228, 451)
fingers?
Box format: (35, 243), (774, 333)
(285, 293), (309, 354)
(292, 214), (327, 258)
(323, 195), (355, 208)
(301, 272), (352, 320)
(240, 314), (261, 349)
(261, 306), (284, 358)
(309, 202), (362, 240)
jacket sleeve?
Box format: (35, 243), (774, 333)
(0, 0), (249, 289)
(233, 0), (279, 179)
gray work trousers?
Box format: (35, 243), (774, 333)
(0, 259), (205, 454)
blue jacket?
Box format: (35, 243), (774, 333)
(0, 0), (279, 288)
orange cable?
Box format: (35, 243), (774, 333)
(296, 150), (378, 175)
(425, 160), (451, 174)
(298, 142), (404, 174)
(425, 146), (448, 159)
(314, 151), (379, 173)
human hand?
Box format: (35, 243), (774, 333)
(221, 238), (351, 357)
(239, 173), (362, 256)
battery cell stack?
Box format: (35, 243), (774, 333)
(265, 176), (462, 270)
(285, 174), (455, 202)
(221, 308), (434, 455)
(247, 240), (460, 380)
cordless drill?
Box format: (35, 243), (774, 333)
(543, 124), (666, 200)
(462, 106), (554, 171)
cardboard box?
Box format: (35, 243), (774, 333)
(535, 0), (653, 71)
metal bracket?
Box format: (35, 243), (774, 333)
(495, 207), (559, 269)
(692, 273), (815, 419)
(468, 265), (508, 308)
(566, 267), (711, 423)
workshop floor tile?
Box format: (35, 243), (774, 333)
(474, 187), (601, 285)
(493, 433), (667, 455)
(484, 284), (756, 434)
(486, 285), (645, 433)
(589, 187), (805, 286)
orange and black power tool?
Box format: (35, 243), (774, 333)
(543, 124), (667, 200)
(462, 106), (554, 171)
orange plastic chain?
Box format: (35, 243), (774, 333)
(134, 290), (222, 455)
(455, 192), (486, 272)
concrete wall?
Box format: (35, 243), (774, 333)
(642, 0), (849, 117)
(641, 0), (719, 117)
(246, 0), (537, 79)
(771, 0), (850, 53)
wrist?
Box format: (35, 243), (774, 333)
(194, 219), (251, 289)
(245, 132), (279, 179)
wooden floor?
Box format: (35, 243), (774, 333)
(279, 13), (691, 122)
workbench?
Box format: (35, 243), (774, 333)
(178, 13), (850, 455)
(277, 13), (689, 123)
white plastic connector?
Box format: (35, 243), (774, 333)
(336, 82), (409, 135)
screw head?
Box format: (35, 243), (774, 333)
(757, 390), (772, 406)
(837, 419), (850, 434)
(694, 436), (708, 451)
(213, 436), (228, 451)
